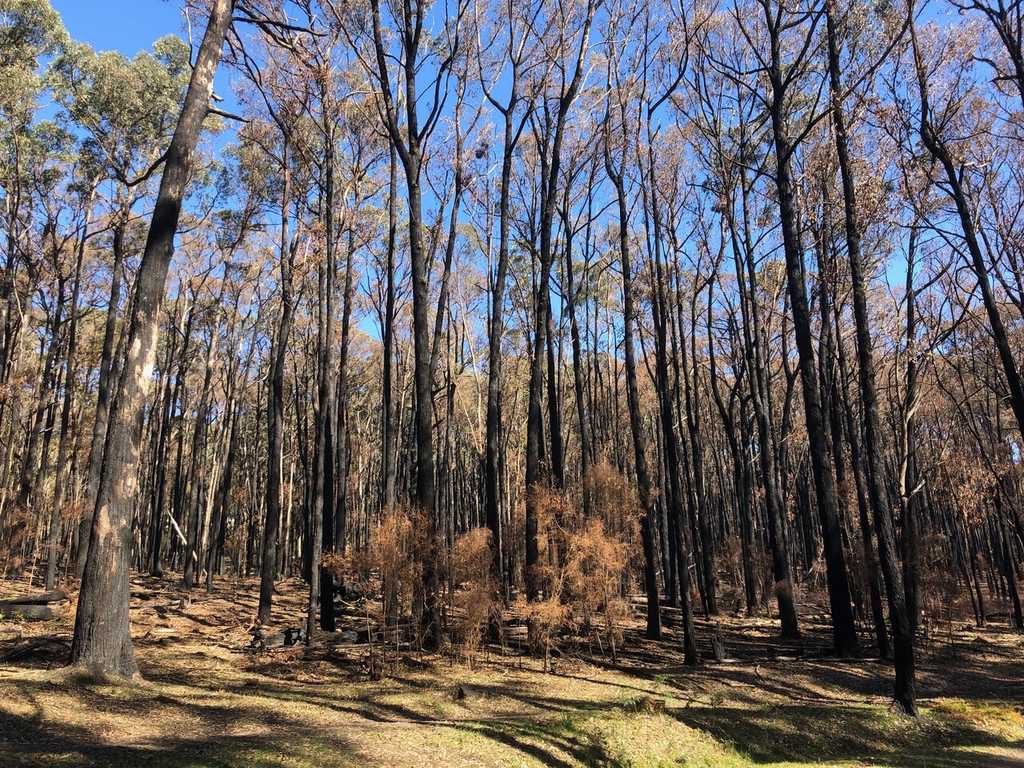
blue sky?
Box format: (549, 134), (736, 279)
(51, 0), (241, 142)
(52, 1), (183, 55)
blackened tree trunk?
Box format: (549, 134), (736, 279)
(729, 167), (800, 638)
(367, 0), (459, 647)
(827, 1), (915, 709)
(309, 124), (338, 641)
(524, 4), (594, 604)
(657, 262), (699, 662)
(764, 6), (858, 656)
(259, 137), (294, 625)
(78, 209), (124, 575)
(150, 302), (192, 576)
(605, 93), (662, 639)
(47, 191), (94, 589)
(380, 146), (398, 517)
(71, 0), (235, 677)
(899, 230), (921, 633)
(912, 17), (1024, 440)
(831, 296), (891, 660)
(708, 299), (758, 617)
(561, 176), (593, 517)
(682, 292), (718, 617)
(483, 67), (529, 594)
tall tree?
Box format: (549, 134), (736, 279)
(71, 0), (235, 677)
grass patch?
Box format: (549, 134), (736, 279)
(2, 575), (1022, 767)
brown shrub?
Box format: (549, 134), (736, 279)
(515, 461), (640, 665)
(323, 507), (430, 628)
(562, 517), (631, 660)
(449, 528), (498, 666)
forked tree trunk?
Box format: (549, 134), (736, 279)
(826, 0), (914, 711)
(765, 22), (859, 655)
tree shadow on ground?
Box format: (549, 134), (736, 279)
(3, 575), (1021, 768)
(0, 674), (360, 768)
(0, 706), (358, 768)
(672, 702), (1023, 768)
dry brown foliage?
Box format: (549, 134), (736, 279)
(324, 506), (430, 633)
(515, 461), (641, 666)
(448, 527), (498, 666)
(562, 517), (631, 660)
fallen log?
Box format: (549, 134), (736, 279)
(0, 590), (67, 606)
(250, 626), (306, 650)
(0, 636), (69, 662)
(0, 604), (54, 621)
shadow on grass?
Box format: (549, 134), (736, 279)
(0, 676), (359, 768)
(2, 576), (1022, 768)
(672, 702), (1023, 768)
(445, 715), (611, 768)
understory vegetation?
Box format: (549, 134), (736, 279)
(1, 0), (1024, 763)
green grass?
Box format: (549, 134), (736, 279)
(2, 576), (1021, 767)
(9, 662), (1020, 768)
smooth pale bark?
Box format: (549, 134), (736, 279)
(183, 331), (217, 590)
(207, 393), (239, 592)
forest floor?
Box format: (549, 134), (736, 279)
(0, 575), (1022, 768)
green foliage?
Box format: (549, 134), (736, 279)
(51, 35), (190, 181)
(0, 0), (67, 124)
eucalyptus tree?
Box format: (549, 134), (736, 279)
(3, 121), (80, 530)
(523, 0), (596, 603)
(690, 11), (802, 639)
(602, 0), (664, 641)
(230, 19), (311, 622)
(474, 0), (542, 595)
(908, 2), (1024, 440)
(631, 0), (704, 656)
(71, 0), (236, 678)
(42, 149), (100, 592)
(229, 0), (324, 626)
(0, 0), (67, 471)
(52, 35), (193, 573)
(339, 0), (471, 647)
(823, 0), (916, 713)
(723, 0), (860, 656)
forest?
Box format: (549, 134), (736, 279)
(0, 0), (1023, 765)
